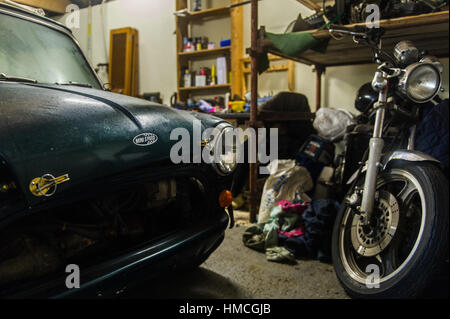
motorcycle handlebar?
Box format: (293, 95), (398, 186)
(328, 26), (386, 43)
(328, 26), (368, 39)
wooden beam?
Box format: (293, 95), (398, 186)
(242, 64), (289, 74)
(13, 0), (71, 13)
(304, 10), (450, 40)
(249, 0), (259, 223)
(261, 11), (449, 67)
(231, 0), (244, 98)
(288, 61), (295, 92)
(296, 0), (322, 12)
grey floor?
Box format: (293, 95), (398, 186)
(125, 214), (349, 299)
(122, 211), (447, 299)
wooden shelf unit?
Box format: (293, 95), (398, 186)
(263, 11), (449, 67)
(175, 0), (243, 102)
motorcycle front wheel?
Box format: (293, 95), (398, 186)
(332, 162), (448, 298)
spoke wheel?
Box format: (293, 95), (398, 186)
(332, 162), (449, 298)
(340, 169), (424, 284)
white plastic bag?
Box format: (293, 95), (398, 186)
(258, 160), (313, 224)
(313, 108), (355, 141)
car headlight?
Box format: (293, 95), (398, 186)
(398, 62), (442, 103)
(207, 123), (237, 176)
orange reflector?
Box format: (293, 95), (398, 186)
(219, 190), (233, 208)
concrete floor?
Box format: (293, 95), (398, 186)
(125, 213), (349, 299)
(201, 225), (348, 299)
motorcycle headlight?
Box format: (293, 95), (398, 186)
(208, 124), (237, 176)
(398, 62), (442, 103)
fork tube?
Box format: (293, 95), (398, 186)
(407, 125), (417, 151)
(360, 88), (387, 221)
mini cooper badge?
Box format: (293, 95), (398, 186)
(133, 133), (158, 147)
(29, 174), (70, 197)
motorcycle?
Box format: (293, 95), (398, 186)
(328, 26), (448, 298)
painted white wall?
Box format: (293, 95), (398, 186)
(58, 0), (449, 109)
(58, 0), (177, 104)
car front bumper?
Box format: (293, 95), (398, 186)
(5, 209), (230, 299)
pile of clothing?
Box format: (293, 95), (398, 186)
(243, 199), (339, 264)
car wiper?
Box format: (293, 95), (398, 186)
(56, 81), (93, 88)
(0, 73), (38, 83)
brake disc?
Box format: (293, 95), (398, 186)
(351, 190), (400, 257)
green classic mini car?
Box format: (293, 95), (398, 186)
(0, 2), (236, 298)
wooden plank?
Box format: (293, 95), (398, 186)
(296, 0), (321, 12)
(179, 84), (231, 92)
(288, 60), (295, 92)
(231, 0), (244, 97)
(176, 0), (188, 101)
(178, 47), (230, 58)
(243, 64), (289, 73)
(13, 0), (71, 13)
(308, 10), (450, 39)
(188, 6), (230, 20)
(241, 54), (286, 63)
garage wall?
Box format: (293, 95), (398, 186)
(58, 0), (449, 110)
(57, 0), (177, 104)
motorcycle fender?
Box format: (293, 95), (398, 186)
(346, 150), (440, 185)
(382, 150), (440, 170)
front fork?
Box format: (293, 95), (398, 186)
(360, 72), (388, 223)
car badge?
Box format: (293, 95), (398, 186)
(133, 133), (158, 146)
(29, 174), (70, 197)
(201, 139), (210, 147)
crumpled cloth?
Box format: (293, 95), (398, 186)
(278, 227), (305, 238)
(242, 225), (266, 253)
(284, 199), (340, 262)
(266, 247), (296, 264)
(243, 200), (310, 264)
(243, 199), (340, 264)
(263, 200), (310, 248)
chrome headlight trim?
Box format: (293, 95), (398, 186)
(398, 62), (442, 103)
(206, 123), (238, 176)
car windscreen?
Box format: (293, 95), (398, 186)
(0, 12), (101, 89)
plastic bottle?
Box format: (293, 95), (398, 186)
(184, 70), (191, 88)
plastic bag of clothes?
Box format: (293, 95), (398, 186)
(313, 107), (354, 141)
(258, 160), (313, 224)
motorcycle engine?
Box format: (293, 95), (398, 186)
(349, 0), (448, 23)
